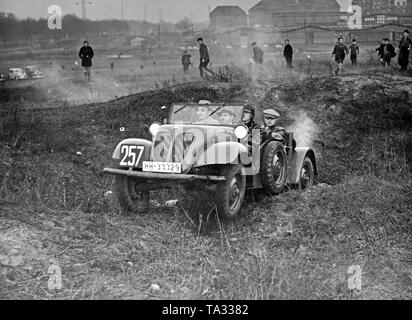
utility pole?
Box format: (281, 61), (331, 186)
(75, 0), (92, 20)
(190, 11), (194, 37)
(158, 24), (161, 48)
(120, 0), (124, 20)
(158, 8), (162, 48)
(143, 2), (148, 22)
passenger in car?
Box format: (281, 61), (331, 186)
(262, 109), (287, 142)
(218, 106), (236, 125)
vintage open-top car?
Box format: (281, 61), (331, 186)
(104, 101), (317, 220)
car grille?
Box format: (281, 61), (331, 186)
(153, 130), (198, 172)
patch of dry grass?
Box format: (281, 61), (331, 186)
(1, 73), (411, 300)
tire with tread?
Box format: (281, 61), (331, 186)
(215, 164), (246, 221)
(260, 141), (287, 195)
(116, 175), (150, 214)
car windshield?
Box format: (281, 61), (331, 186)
(169, 103), (244, 126)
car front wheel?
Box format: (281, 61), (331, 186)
(260, 141), (287, 195)
(116, 175), (150, 214)
(215, 164), (246, 221)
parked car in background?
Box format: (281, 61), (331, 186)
(8, 68), (25, 80)
(24, 66), (44, 79)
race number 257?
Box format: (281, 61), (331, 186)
(120, 145), (144, 167)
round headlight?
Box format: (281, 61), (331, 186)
(149, 123), (161, 136)
(234, 125), (249, 139)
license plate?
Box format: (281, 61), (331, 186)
(142, 161), (182, 173)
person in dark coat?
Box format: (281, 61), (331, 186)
(251, 42), (264, 64)
(78, 40), (94, 81)
(381, 38), (396, 67)
(197, 37), (213, 79)
(349, 39), (360, 66)
(332, 38), (349, 75)
(376, 38), (385, 61)
(398, 30), (412, 71)
(181, 50), (191, 73)
(283, 39), (293, 68)
(242, 104), (262, 131)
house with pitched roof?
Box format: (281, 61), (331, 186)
(209, 5), (248, 31)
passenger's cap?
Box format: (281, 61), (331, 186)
(263, 109), (280, 118)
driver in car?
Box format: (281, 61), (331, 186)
(241, 104), (262, 131)
(194, 101), (219, 124)
(240, 105), (263, 155)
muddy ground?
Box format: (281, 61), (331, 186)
(0, 72), (411, 299)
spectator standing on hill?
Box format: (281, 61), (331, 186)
(78, 40), (94, 81)
(332, 38), (349, 75)
(349, 39), (360, 66)
(283, 39), (293, 68)
(398, 30), (412, 71)
(181, 51), (192, 73)
(197, 37), (213, 79)
(251, 42), (264, 64)
(376, 38), (385, 62)
(381, 38), (396, 66)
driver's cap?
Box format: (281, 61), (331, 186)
(243, 104), (255, 114)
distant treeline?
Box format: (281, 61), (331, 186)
(0, 12), (169, 48)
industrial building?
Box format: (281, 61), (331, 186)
(352, 0), (412, 25)
(248, 0), (343, 27)
(209, 6), (248, 32)
(206, 0), (412, 47)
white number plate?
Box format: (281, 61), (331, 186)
(120, 145), (144, 167)
(142, 161), (182, 174)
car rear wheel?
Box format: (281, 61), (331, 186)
(260, 141), (287, 195)
(299, 157), (315, 190)
(215, 164), (246, 221)
(116, 176), (150, 214)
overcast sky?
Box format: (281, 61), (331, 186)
(0, 0), (352, 23)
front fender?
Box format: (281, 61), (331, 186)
(195, 142), (251, 166)
(112, 138), (152, 161)
(287, 147), (318, 184)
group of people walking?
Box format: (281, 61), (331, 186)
(77, 29), (411, 83)
(331, 29), (411, 74)
(187, 29), (411, 79)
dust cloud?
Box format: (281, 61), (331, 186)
(286, 110), (319, 149)
(37, 62), (135, 105)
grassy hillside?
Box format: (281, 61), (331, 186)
(0, 74), (411, 299)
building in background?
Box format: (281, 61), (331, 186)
(248, 0), (343, 28)
(352, 0), (412, 25)
(206, 0), (412, 49)
(209, 5), (248, 32)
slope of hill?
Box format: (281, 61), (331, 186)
(0, 74), (411, 299)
